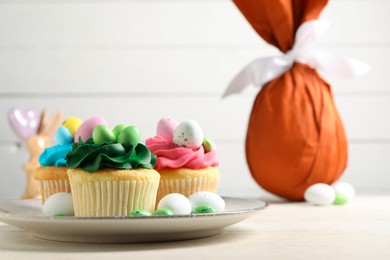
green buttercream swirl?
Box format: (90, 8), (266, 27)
(65, 138), (156, 172)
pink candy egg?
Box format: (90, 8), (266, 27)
(157, 118), (179, 141)
(74, 116), (108, 142)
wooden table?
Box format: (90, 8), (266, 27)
(0, 196), (389, 259)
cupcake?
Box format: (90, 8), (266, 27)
(66, 118), (159, 217)
(34, 117), (83, 203)
(146, 118), (220, 203)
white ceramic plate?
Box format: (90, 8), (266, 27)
(0, 197), (268, 243)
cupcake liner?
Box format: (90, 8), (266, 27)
(70, 179), (159, 217)
(157, 175), (220, 203)
(39, 179), (71, 203)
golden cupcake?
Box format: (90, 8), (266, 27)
(146, 118), (220, 203)
(33, 117), (83, 203)
(66, 120), (159, 217)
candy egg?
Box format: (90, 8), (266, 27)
(153, 208), (174, 216)
(157, 193), (192, 215)
(304, 183), (336, 206)
(129, 209), (152, 217)
(55, 126), (73, 145)
(202, 137), (215, 153)
(42, 192), (74, 216)
(333, 193), (349, 205)
(332, 182), (355, 200)
(74, 116), (107, 142)
(188, 191), (225, 213)
(62, 117), (83, 137)
(173, 120), (204, 149)
(92, 125), (116, 145)
(117, 126), (141, 149)
(113, 124), (127, 140)
(157, 118), (179, 141)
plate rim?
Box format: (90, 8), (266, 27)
(0, 196), (269, 221)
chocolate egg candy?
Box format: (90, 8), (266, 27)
(332, 182), (355, 200)
(42, 192), (74, 216)
(62, 117), (83, 137)
(189, 191), (225, 213)
(202, 137), (215, 153)
(157, 118), (179, 141)
(117, 126), (141, 149)
(173, 120), (204, 149)
(192, 205), (216, 214)
(304, 183), (336, 206)
(113, 124), (127, 140)
(157, 193), (192, 215)
(153, 208), (174, 216)
(74, 116), (107, 142)
(92, 125), (116, 145)
(55, 126), (73, 145)
(129, 209), (152, 217)
(333, 193), (349, 205)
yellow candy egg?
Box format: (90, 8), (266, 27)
(62, 117), (83, 137)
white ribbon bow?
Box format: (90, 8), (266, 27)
(223, 20), (370, 98)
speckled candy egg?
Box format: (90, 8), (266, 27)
(173, 120), (204, 149)
(157, 118), (179, 141)
(42, 192), (74, 216)
(157, 193), (192, 215)
(189, 191), (225, 213)
(304, 183), (336, 206)
(74, 116), (108, 142)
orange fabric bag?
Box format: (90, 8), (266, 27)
(233, 0), (348, 200)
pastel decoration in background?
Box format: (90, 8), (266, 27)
(8, 108), (40, 140)
(188, 191), (225, 213)
(224, 0), (369, 200)
(7, 109), (63, 199)
(42, 192), (74, 216)
(304, 183), (336, 206)
(173, 120), (204, 149)
(112, 124), (127, 140)
(62, 117), (83, 137)
(157, 193), (192, 215)
(157, 118), (179, 142)
(74, 116), (107, 142)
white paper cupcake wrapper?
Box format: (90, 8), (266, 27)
(40, 179), (71, 203)
(157, 176), (220, 203)
(70, 180), (159, 217)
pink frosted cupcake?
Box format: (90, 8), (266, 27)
(146, 118), (220, 203)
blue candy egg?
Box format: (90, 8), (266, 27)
(56, 126), (73, 145)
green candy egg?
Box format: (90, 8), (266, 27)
(153, 208), (174, 216)
(113, 124), (127, 140)
(92, 125), (116, 145)
(129, 209), (152, 217)
(117, 126), (141, 149)
(202, 137), (215, 153)
(192, 205), (216, 214)
(333, 193), (349, 205)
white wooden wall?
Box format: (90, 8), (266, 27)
(0, 0), (389, 199)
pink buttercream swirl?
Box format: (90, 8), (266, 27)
(145, 135), (219, 170)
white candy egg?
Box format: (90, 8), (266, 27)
(173, 120), (204, 149)
(43, 192), (74, 216)
(157, 193), (192, 215)
(304, 183), (336, 206)
(188, 191), (225, 213)
(332, 182), (355, 200)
